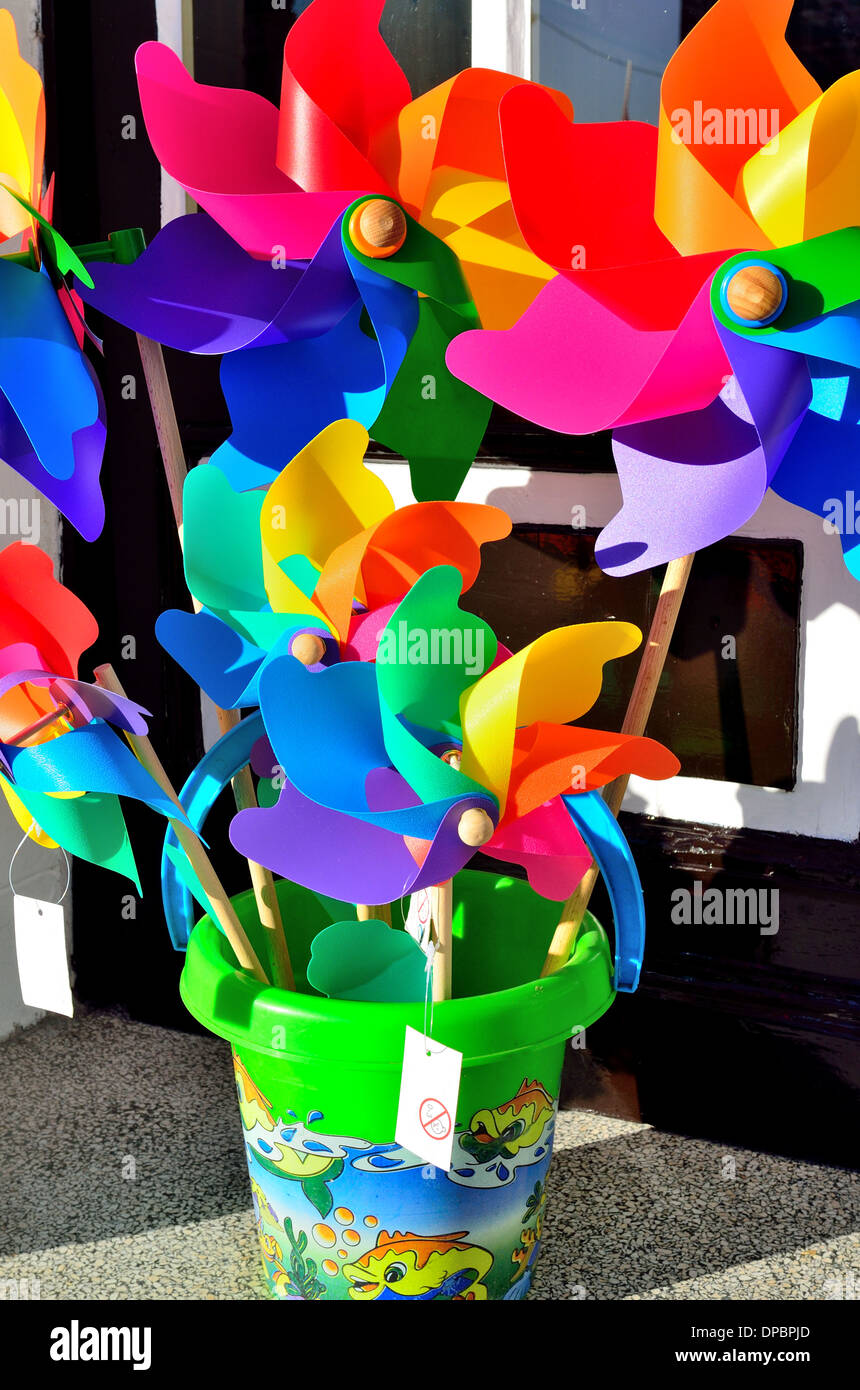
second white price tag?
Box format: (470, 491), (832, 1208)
(394, 1024), (463, 1171)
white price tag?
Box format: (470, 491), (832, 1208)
(403, 888), (433, 951)
(395, 1024), (462, 1171)
(13, 896), (73, 1018)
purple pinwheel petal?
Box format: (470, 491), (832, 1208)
(250, 733), (277, 780)
(0, 670), (150, 735)
(596, 329), (812, 576)
(77, 213), (307, 355)
(229, 778), (478, 905)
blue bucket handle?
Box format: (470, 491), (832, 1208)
(562, 792), (645, 992)
(161, 710), (266, 949)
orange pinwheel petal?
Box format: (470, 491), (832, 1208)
(655, 0), (820, 255)
(314, 501), (511, 644)
(501, 722), (681, 827)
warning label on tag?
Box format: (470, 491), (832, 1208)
(395, 1025), (463, 1171)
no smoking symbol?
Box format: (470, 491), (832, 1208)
(419, 1097), (451, 1141)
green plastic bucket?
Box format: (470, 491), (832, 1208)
(180, 869), (615, 1302)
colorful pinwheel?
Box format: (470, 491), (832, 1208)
(448, 0), (860, 579)
(0, 10), (106, 539)
(229, 564), (679, 905)
(0, 543), (191, 887)
(72, 0), (576, 499)
(156, 419), (510, 710)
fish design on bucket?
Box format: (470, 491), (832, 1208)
(233, 1051), (372, 1217)
(342, 1229), (493, 1301)
(460, 1079), (554, 1163)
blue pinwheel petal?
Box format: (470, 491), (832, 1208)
(0, 262), (106, 539)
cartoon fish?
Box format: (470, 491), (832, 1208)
(460, 1078), (554, 1163)
(233, 1051), (344, 1217)
(343, 1230), (493, 1301)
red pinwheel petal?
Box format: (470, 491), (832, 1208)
(277, 0), (410, 192)
(500, 83), (675, 274)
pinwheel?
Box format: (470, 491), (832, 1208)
(156, 419), (511, 711)
(71, 0), (578, 499)
(0, 543), (191, 888)
(448, 0), (860, 580)
(0, 9), (106, 539)
(228, 564), (679, 927)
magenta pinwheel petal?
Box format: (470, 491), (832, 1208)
(446, 268), (729, 435)
(487, 797), (591, 902)
(135, 42), (366, 260)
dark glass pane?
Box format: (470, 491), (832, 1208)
(463, 529), (802, 789)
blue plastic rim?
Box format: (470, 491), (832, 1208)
(719, 259), (788, 329)
(161, 715), (646, 991)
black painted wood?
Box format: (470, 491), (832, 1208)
(463, 526), (801, 788)
(43, 0), (204, 1026)
(559, 815), (860, 1169)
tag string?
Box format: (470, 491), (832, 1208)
(9, 822), (70, 904)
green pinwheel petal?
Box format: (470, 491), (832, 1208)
(2, 186), (94, 290)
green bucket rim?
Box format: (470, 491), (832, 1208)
(180, 872), (616, 1072)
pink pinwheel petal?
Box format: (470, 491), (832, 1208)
(343, 601), (399, 662)
(135, 42), (363, 260)
(447, 267), (729, 434)
(487, 797), (591, 902)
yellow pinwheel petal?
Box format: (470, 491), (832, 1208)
(460, 622), (641, 813)
(0, 9), (45, 240)
(261, 420), (393, 624)
(743, 71), (860, 245)
(1, 775), (58, 847)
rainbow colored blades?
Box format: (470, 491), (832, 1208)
(71, 0), (588, 499)
(0, 11), (106, 539)
(446, 0), (860, 579)
(0, 544), (190, 888)
(230, 566), (679, 904)
(155, 420), (510, 710)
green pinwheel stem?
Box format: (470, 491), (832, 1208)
(0, 226), (146, 270)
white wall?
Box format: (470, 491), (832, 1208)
(0, 1), (72, 1039)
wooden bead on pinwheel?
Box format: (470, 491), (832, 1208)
(349, 199), (407, 259)
(724, 265), (785, 323)
(291, 632), (327, 666)
(457, 807), (495, 847)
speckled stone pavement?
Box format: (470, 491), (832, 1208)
(0, 1006), (857, 1301)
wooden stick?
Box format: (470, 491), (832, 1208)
(7, 703), (73, 746)
(93, 664), (268, 983)
(136, 334), (187, 540)
(431, 880), (453, 1002)
(357, 902), (392, 926)
(215, 707), (294, 989)
(540, 553), (695, 977)
(135, 332), (294, 988)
